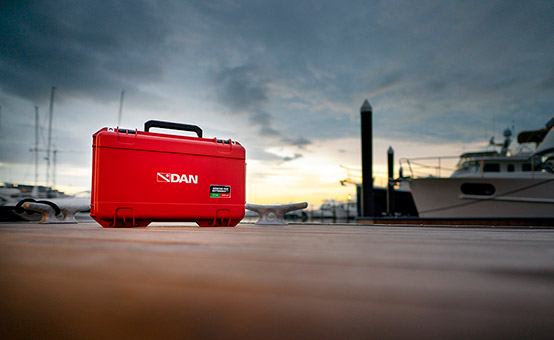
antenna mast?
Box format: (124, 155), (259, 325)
(53, 149), (57, 190)
(46, 86), (56, 188)
(35, 106), (39, 186)
(118, 90), (125, 126)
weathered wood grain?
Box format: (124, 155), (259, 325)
(1, 222), (553, 339)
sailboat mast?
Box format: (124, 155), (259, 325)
(118, 90), (125, 126)
(46, 86), (56, 188)
(35, 106), (39, 186)
(53, 149), (57, 190)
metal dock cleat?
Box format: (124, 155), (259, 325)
(21, 198), (90, 224)
(245, 202), (308, 225)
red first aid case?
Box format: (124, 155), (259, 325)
(90, 120), (246, 227)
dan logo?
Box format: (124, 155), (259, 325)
(157, 172), (198, 184)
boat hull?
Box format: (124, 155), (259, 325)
(409, 177), (554, 218)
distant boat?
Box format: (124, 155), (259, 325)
(314, 199), (358, 219)
(401, 118), (554, 218)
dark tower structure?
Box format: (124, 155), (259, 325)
(360, 99), (374, 217)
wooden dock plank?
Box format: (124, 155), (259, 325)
(1, 222), (553, 339)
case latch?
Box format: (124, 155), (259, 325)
(113, 207), (135, 227)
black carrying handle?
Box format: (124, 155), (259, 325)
(144, 120), (203, 138)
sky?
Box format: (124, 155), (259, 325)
(1, 0), (553, 206)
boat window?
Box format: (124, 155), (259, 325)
(454, 160), (481, 174)
(470, 161), (481, 172)
(457, 157), (471, 168)
(460, 183), (496, 196)
(507, 164), (515, 172)
(522, 162), (541, 171)
(483, 163), (500, 172)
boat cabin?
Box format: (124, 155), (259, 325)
(452, 151), (543, 178)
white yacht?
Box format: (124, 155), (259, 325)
(402, 119), (554, 218)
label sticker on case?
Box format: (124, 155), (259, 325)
(210, 185), (231, 198)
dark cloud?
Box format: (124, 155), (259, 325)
(189, 0), (553, 146)
(2, 0), (554, 186)
(216, 64), (269, 112)
(538, 69), (554, 91)
(0, 0), (171, 104)
(375, 72), (405, 93)
(282, 153), (303, 162)
(214, 64), (312, 148)
(283, 136), (311, 149)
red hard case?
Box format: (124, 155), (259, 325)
(91, 121), (245, 227)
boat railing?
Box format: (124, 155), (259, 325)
(399, 156), (459, 179)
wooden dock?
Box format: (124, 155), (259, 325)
(1, 221), (553, 339)
(359, 216), (554, 227)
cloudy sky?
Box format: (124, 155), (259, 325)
(1, 0), (553, 205)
